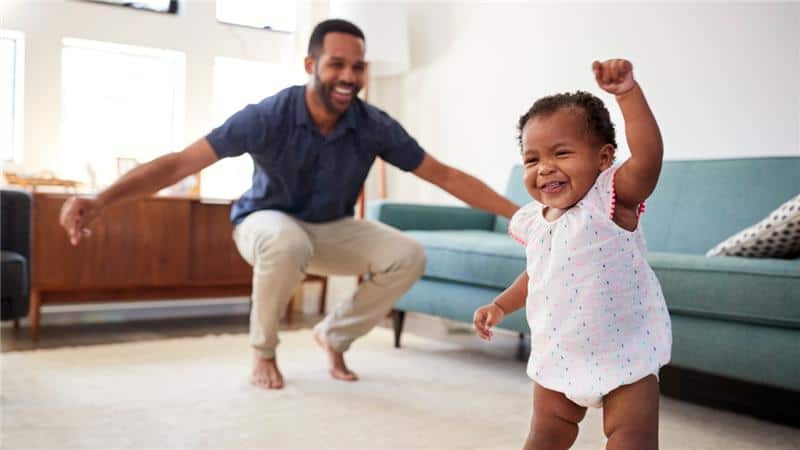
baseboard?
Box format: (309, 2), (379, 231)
(13, 297), (251, 327)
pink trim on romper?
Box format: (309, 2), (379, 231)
(509, 230), (527, 246)
(609, 169), (646, 220)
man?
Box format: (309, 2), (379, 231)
(60, 19), (518, 390)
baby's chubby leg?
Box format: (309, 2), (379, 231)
(603, 375), (660, 450)
(524, 382), (587, 450)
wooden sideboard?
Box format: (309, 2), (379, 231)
(30, 194), (253, 340)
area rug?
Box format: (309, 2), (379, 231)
(2, 329), (797, 449)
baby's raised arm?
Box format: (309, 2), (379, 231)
(593, 59), (663, 211)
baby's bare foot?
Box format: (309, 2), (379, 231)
(250, 352), (284, 389)
(313, 330), (359, 382)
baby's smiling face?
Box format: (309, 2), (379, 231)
(521, 108), (614, 210)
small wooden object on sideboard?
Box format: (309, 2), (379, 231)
(4, 171), (82, 192)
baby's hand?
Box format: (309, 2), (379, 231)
(592, 59), (635, 95)
(473, 303), (505, 341)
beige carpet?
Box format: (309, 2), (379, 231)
(2, 328), (798, 450)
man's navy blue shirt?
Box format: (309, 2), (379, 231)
(206, 85), (426, 225)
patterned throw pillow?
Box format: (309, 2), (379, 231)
(706, 193), (800, 258)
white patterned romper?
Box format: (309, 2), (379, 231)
(509, 165), (672, 408)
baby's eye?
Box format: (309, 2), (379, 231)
(555, 151), (571, 158)
(524, 158), (538, 166)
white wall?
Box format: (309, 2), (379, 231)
(1, 0), (319, 175)
(6, 1), (797, 206)
(370, 2), (800, 205)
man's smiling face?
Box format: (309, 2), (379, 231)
(309, 32), (366, 115)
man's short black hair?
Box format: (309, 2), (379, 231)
(307, 19), (366, 58)
(517, 91), (617, 151)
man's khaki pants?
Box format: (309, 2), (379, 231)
(233, 210), (426, 359)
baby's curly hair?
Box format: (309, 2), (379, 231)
(517, 91), (617, 153)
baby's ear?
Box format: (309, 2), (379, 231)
(598, 144), (615, 170)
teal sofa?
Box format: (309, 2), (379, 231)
(369, 157), (800, 394)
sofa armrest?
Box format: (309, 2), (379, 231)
(367, 200), (496, 231)
(0, 189), (31, 262)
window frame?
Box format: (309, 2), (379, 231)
(215, 1), (297, 34)
(82, 0), (179, 15)
(1, 29), (25, 163)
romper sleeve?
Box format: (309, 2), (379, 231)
(592, 165), (646, 220)
(508, 202), (541, 246)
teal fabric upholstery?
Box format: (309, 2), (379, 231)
(492, 165), (529, 233)
(405, 230), (525, 290)
(642, 157), (800, 254)
(366, 203), (495, 232)
(398, 279), (529, 333)
(649, 252), (800, 328)
(370, 157), (800, 391)
(672, 315), (800, 390)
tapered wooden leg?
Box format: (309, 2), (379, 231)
(393, 310), (405, 348)
(13, 319), (19, 330)
(516, 333), (531, 362)
(30, 290), (41, 342)
(287, 284), (302, 324)
(318, 278), (328, 315)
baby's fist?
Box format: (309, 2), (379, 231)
(473, 303), (505, 341)
(592, 59), (635, 95)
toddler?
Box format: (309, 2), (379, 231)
(473, 59), (671, 450)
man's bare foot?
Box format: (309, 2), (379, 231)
(250, 352), (284, 389)
(313, 330), (359, 382)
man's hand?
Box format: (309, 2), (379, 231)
(59, 196), (101, 245)
(473, 303), (505, 341)
(592, 59), (635, 96)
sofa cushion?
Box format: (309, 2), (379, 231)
(406, 230), (526, 290)
(648, 252), (800, 328)
(396, 278), (530, 334)
(1, 250), (27, 298)
(706, 193), (800, 259)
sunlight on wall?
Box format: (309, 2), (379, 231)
(59, 38), (185, 188)
(202, 56), (305, 199)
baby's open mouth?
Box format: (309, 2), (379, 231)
(540, 181), (566, 193)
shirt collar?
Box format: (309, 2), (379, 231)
(296, 85), (358, 133)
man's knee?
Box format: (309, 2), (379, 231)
(397, 239), (426, 277)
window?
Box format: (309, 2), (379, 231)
(61, 38), (185, 187)
(201, 57), (305, 199)
(216, 0), (297, 33)
(83, 0), (178, 14)
(1, 30), (24, 163)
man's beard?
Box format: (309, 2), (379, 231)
(313, 69), (360, 115)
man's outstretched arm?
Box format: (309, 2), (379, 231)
(412, 154), (519, 218)
(60, 137), (220, 245)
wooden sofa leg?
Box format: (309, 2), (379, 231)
(516, 333), (530, 362)
(30, 290), (41, 342)
(393, 310), (405, 348)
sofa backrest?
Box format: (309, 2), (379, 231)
(493, 157), (800, 254)
(493, 165), (531, 233)
(642, 157), (800, 254)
